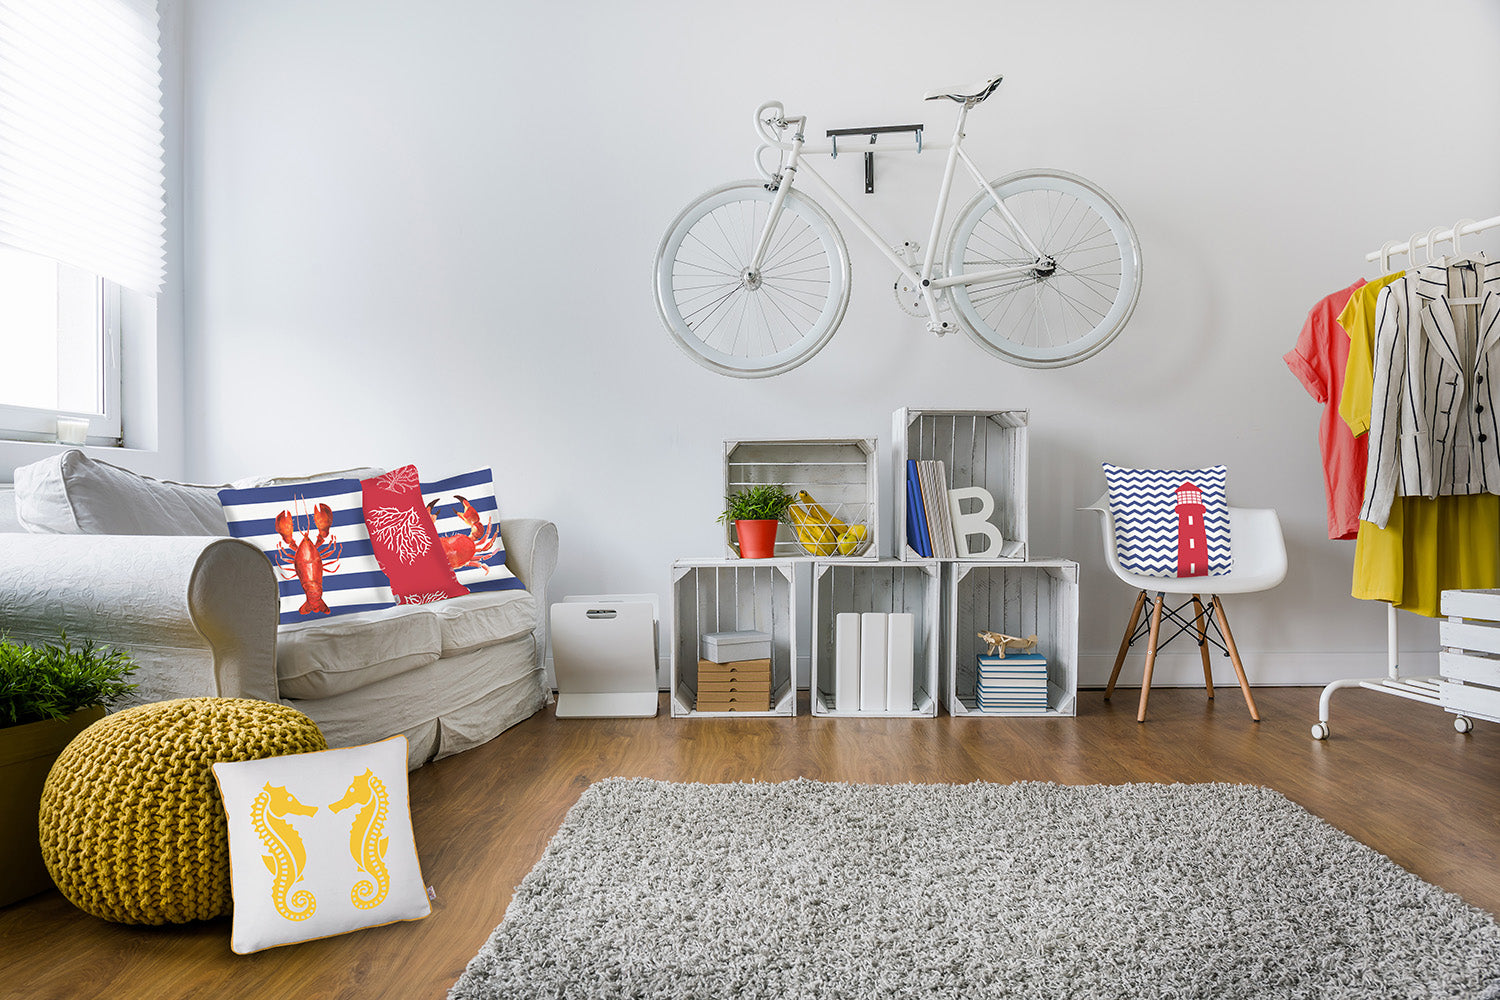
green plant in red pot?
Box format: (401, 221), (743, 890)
(718, 484), (795, 559)
(0, 633), (136, 906)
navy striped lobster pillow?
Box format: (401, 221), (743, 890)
(1102, 464), (1232, 578)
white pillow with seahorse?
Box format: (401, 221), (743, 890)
(211, 736), (430, 953)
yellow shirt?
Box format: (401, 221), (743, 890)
(1337, 270), (1403, 436)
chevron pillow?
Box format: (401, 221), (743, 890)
(1102, 464), (1232, 578)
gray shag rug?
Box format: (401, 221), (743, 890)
(449, 778), (1500, 999)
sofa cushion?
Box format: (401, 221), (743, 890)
(421, 467), (525, 594)
(276, 589), (539, 700)
(15, 450), (230, 535)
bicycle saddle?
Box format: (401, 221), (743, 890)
(923, 75), (1003, 104)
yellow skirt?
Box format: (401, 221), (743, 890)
(1353, 494), (1500, 617)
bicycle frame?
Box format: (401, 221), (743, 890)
(749, 99), (1046, 329)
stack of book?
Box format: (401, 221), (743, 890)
(905, 459), (957, 558)
(975, 652), (1049, 714)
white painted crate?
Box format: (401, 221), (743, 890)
(1438, 589), (1500, 725)
(723, 438), (878, 560)
(810, 560), (940, 717)
(893, 408), (1028, 561)
(670, 559), (797, 718)
(944, 559), (1079, 718)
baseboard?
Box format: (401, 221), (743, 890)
(1077, 648), (1440, 688)
(543, 650), (1440, 694)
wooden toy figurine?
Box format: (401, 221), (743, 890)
(977, 630), (1038, 658)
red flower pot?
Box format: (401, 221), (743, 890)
(735, 519), (780, 559)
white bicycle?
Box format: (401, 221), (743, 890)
(654, 75), (1142, 378)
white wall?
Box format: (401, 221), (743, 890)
(181, 0), (1500, 686)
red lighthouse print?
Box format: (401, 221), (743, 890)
(1175, 482), (1208, 577)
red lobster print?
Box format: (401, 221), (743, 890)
(426, 495), (501, 573)
(275, 500), (342, 615)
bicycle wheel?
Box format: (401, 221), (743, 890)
(655, 181), (851, 378)
(945, 169), (1141, 368)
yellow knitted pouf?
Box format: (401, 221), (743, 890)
(38, 697), (327, 925)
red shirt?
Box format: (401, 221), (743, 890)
(1284, 278), (1367, 540)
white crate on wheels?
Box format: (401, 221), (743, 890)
(1438, 589), (1500, 731)
(945, 560), (1079, 718)
(811, 560), (940, 717)
(670, 559), (797, 717)
(723, 438), (878, 559)
(893, 408), (1028, 561)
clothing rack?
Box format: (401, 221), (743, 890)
(1312, 212), (1500, 740)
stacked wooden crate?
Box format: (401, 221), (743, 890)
(696, 630), (772, 713)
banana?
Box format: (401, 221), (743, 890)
(793, 490), (867, 556)
(836, 523), (868, 555)
(795, 490), (847, 534)
(789, 494), (838, 556)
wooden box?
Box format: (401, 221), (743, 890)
(810, 560), (940, 717)
(670, 560), (796, 717)
(1438, 589), (1500, 724)
(893, 408), (1028, 561)
(695, 657), (772, 712)
(945, 560), (1079, 717)
(723, 438), (878, 559)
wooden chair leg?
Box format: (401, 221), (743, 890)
(1211, 595), (1259, 721)
(1137, 593), (1165, 723)
(1193, 595), (1214, 700)
(1105, 590), (1147, 701)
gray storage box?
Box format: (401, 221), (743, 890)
(701, 629), (772, 664)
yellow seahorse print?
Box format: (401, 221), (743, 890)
(250, 783), (319, 921)
(329, 768), (390, 910)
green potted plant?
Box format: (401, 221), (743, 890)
(0, 632), (137, 906)
(718, 484), (795, 559)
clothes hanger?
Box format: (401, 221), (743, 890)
(1379, 239), (1397, 274)
(1448, 218), (1485, 306)
(1424, 225), (1447, 267)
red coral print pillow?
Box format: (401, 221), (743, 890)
(360, 465), (469, 605)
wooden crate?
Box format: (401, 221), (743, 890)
(1438, 589), (1500, 725)
(893, 408), (1028, 561)
(810, 560), (940, 717)
(723, 438), (878, 559)
(945, 560), (1079, 717)
(670, 560), (796, 717)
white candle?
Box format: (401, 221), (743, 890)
(55, 418), (89, 445)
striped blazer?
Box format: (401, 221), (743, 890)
(1361, 258), (1500, 527)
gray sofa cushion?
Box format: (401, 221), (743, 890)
(15, 450), (230, 535)
(276, 588), (539, 700)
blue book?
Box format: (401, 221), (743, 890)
(907, 460), (932, 558)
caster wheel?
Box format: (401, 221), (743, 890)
(1455, 716), (1473, 734)
(1311, 722), (1330, 740)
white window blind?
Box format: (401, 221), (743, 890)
(0, 0), (164, 296)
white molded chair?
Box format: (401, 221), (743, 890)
(1081, 494), (1287, 722)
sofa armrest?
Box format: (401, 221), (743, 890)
(498, 518), (558, 599)
(0, 534), (279, 706)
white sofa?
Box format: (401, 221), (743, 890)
(0, 451), (556, 769)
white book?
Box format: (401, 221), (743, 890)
(859, 612), (888, 712)
(834, 613), (862, 711)
(885, 612), (915, 712)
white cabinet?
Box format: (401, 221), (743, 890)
(1438, 589), (1500, 725)
(723, 438), (878, 559)
(893, 408), (1028, 560)
(810, 560), (940, 717)
(669, 559), (797, 717)
(944, 560), (1079, 717)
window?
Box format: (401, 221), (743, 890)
(0, 0), (165, 445)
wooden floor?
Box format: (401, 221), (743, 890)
(2, 686), (1498, 999)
